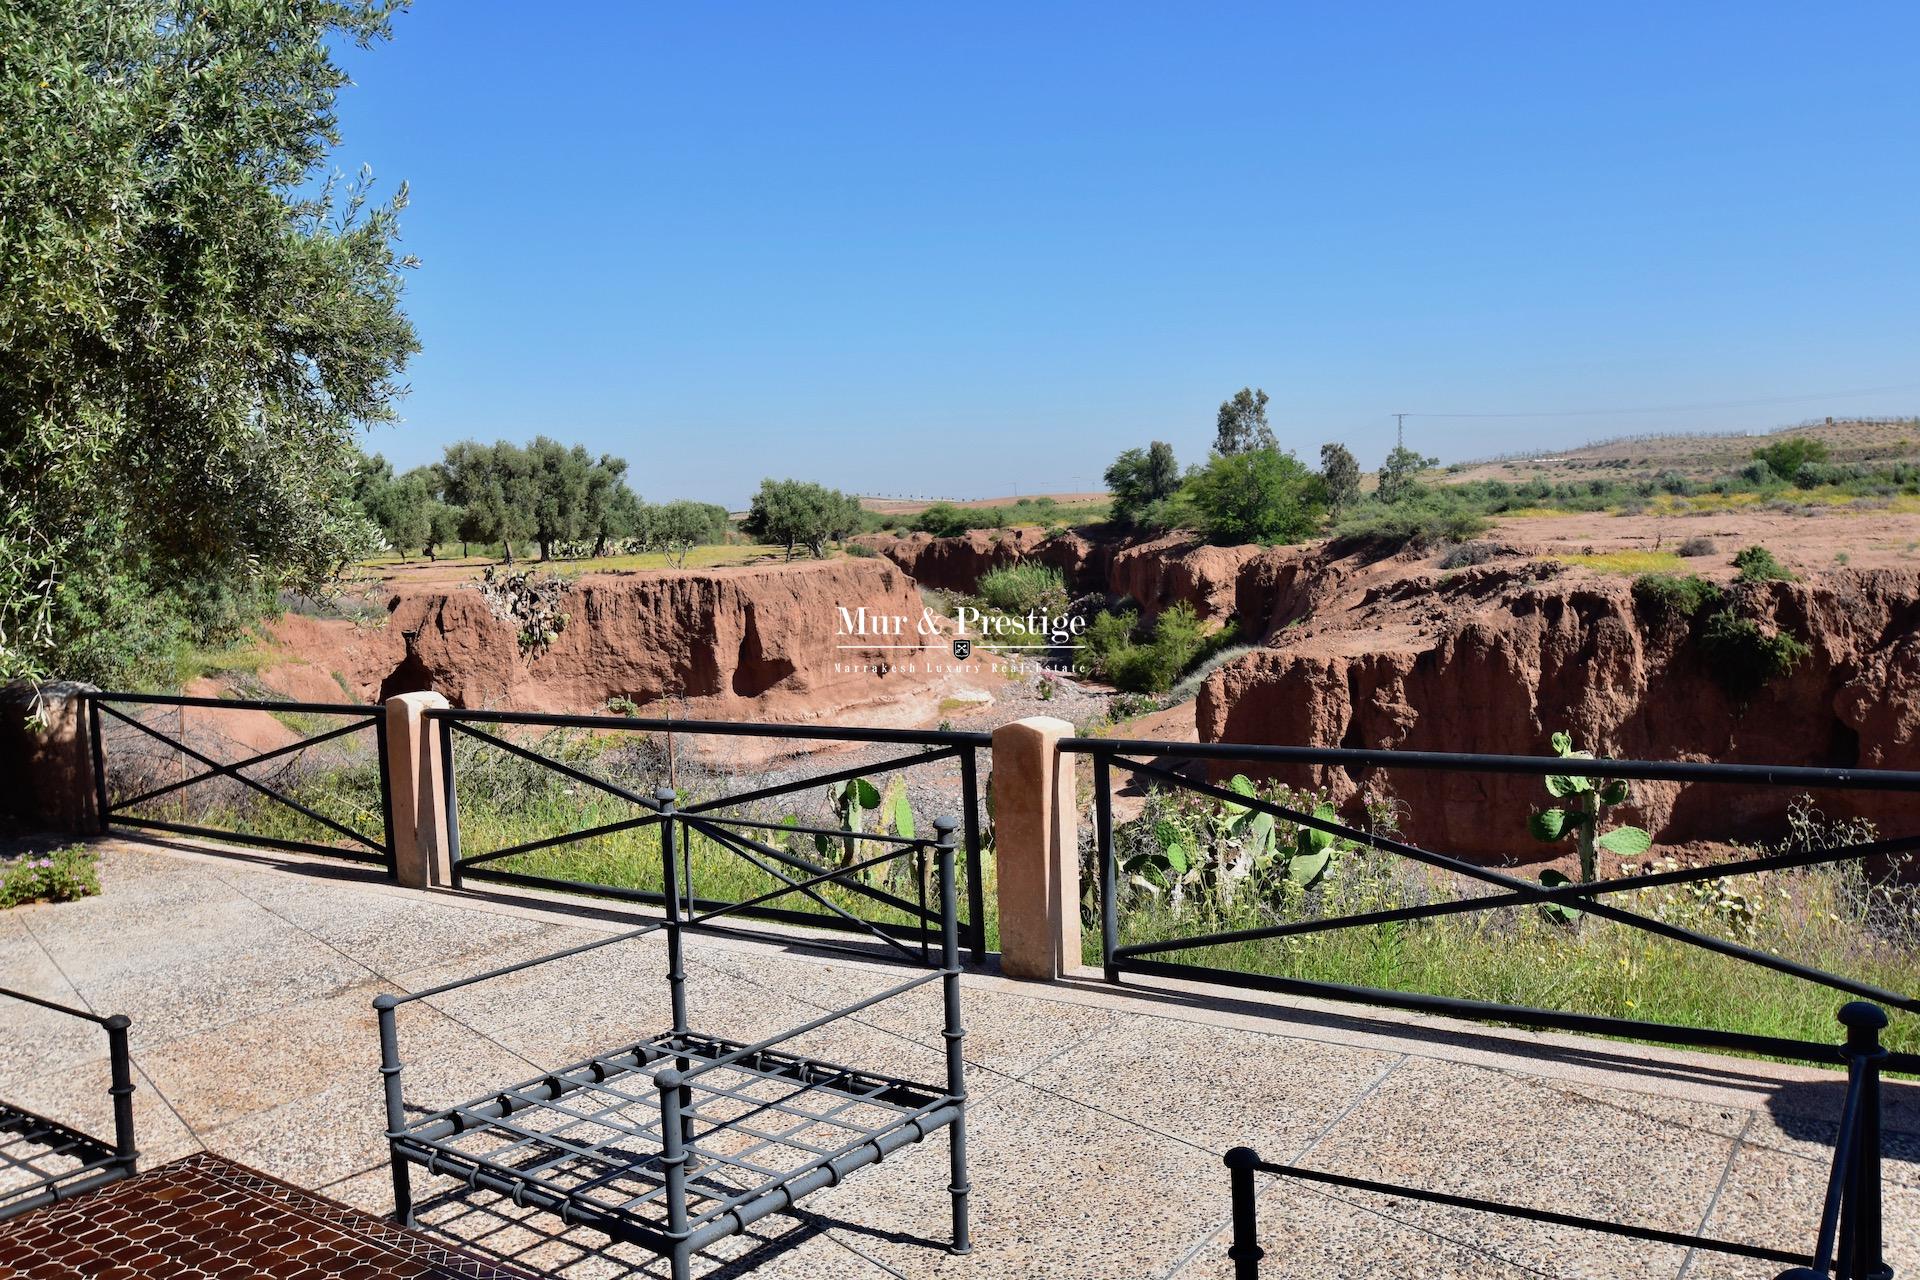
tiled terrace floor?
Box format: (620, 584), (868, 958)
(2, 839), (1916, 1279)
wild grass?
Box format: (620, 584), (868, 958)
(1554, 550), (1684, 575)
(1091, 786), (1919, 1063)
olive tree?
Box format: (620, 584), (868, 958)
(743, 479), (861, 560)
(0, 0), (418, 685)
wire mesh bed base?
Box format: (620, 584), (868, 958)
(390, 1029), (961, 1257)
(375, 796), (971, 1280)
(0, 1102), (123, 1218)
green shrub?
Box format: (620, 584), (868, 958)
(1752, 437), (1829, 481)
(0, 844), (101, 908)
(1632, 573), (1722, 621)
(1677, 536), (1717, 557)
(1700, 610), (1812, 699)
(1335, 493), (1491, 551)
(975, 563), (1067, 614)
(1733, 544), (1793, 583)
(915, 502), (971, 537)
(1181, 448), (1325, 544)
(845, 541), (877, 557)
(1082, 603), (1213, 693)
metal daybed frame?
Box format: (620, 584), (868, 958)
(372, 792), (970, 1280)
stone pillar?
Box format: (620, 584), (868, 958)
(0, 682), (100, 835)
(991, 716), (1080, 980)
(384, 692), (451, 888)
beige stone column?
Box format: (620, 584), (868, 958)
(0, 682), (100, 835)
(991, 715), (1080, 980)
(385, 692), (451, 888)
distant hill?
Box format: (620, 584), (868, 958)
(856, 491), (1108, 515)
(1438, 417), (1920, 486)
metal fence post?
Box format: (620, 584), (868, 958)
(935, 817), (972, 1255)
(959, 745), (986, 964)
(1094, 748), (1117, 984)
(1225, 1146), (1264, 1279)
(440, 715), (462, 888)
(88, 691), (109, 835)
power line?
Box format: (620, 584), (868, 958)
(1399, 381), (1920, 421)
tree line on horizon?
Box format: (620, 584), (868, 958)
(1098, 386), (1444, 545)
(351, 439), (730, 565)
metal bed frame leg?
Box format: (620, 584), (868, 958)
(935, 818), (972, 1255)
(658, 786), (697, 1161)
(657, 1067), (694, 1280)
(103, 1014), (138, 1176)
(374, 994), (414, 1226)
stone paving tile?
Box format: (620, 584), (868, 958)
(1303, 1056), (1720, 1279)
(392, 925), (673, 1041)
(76, 926), (375, 1050)
(138, 975), (534, 1134)
(1687, 1140), (1920, 1279)
(0, 928), (99, 1082)
(1022, 1015), (1402, 1156)
(404, 1190), (902, 1279)
(1171, 1173), (1542, 1280)
(1734, 1080), (1920, 1188)
(219, 863), (566, 977)
(804, 1078), (1226, 1279)
(695, 946), (1124, 1082)
(0, 1052), (203, 1170)
(198, 999), (538, 1190)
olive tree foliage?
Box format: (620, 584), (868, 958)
(0, 0), (418, 685)
(648, 500), (729, 567)
(1104, 441), (1180, 527)
(1213, 387), (1278, 455)
(742, 479), (864, 560)
(1318, 442), (1361, 516)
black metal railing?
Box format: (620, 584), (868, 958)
(0, 990), (136, 1220)
(88, 691), (395, 872)
(1064, 736), (1920, 1070)
(373, 806), (970, 1279)
(1221, 1002), (1893, 1279)
(431, 708), (991, 964)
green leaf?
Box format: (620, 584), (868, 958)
(891, 789), (915, 840)
(1247, 812), (1275, 854)
(1594, 825), (1653, 856)
(1301, 804), (1337, 853)
(853, 779), (882, 810)
(1287, 849), (1332, 888)
(1528, 808), (1570, 842)
(1545, 773), (1590, 797)
(1164, 841), (1189, 874)
(1538, 868), (1583, 925)
(1229, 774), (1258, 797)
(1550, 731), (1573, 756)
(1599, 779), (1630, 806)
(813, 831), (832, 857)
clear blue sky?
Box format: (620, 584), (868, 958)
(336, 2), (1920, 508)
